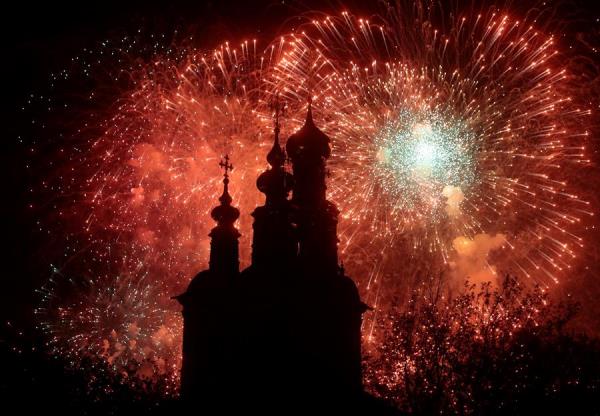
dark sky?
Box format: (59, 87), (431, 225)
(1, 0), (599, 331)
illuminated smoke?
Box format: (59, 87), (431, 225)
(451, 233), (507, 285)
(442, 185), (464, 219)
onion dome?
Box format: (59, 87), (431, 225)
(286, 100), (331, 161)
(257, 128), (293, 199)
(211, 156), (240, 226)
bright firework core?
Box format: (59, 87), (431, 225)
(375, 112), (476, 218)
(413, 136), (436, 169)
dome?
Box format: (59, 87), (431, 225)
(211, 203), (240, 225)
(286, 104), (331, 161)
(257, 168), (293, 197)
(211, 177), (240, 225)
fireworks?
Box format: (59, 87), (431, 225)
(268, 4), (592, 305)
(31, 0), (592, 397)
(36, 270), (181, 395)
(35, 38), (282, 392)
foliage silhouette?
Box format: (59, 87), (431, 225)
(364, 275), (600, 415)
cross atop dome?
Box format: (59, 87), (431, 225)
(271, 94), (286, 137)
(257, 95), (293, 203)
(219, 154), (233, 179)
(267, 95), (286, 168)
(212, 154), (239, 225)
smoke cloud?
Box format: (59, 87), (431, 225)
(442, 185), (464, 218)
(450, 233), (506, 286)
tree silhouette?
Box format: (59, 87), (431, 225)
(365, 275), (600, 414)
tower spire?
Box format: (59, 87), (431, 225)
(286, 97), (339, 272)
(209, 155), (240, 275)
(286, 96), (331, 205)
(305, 94), (314, 126)
(257, 95), (292, 203)
(216, 155), (234, 206)
(251, 95), (296, 268)
(266, 94), (286, 168)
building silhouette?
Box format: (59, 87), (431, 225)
(176, 101), (392, 413)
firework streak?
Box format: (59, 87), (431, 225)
(34, 1), (592, 395)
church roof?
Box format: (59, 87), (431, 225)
(211, 178), (240, 226)
(286, 102), (331, 160)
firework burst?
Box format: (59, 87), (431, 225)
(32, 0), (593, 396)
(36, 270), (181, 395)
(267, 4), (592, 312)
(35, 38), (283, 391)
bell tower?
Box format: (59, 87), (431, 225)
(251, 97), (296, 269)
(175, 155), (240, 405)
(208, 155), (241, 276)
(286, 99), (340, 274)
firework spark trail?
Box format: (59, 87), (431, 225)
(267, 4), (592, 312)
(37, 40), (281, 393)
(34, 0), (592, 396)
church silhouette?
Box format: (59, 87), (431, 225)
(175, 101), (396, 414)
